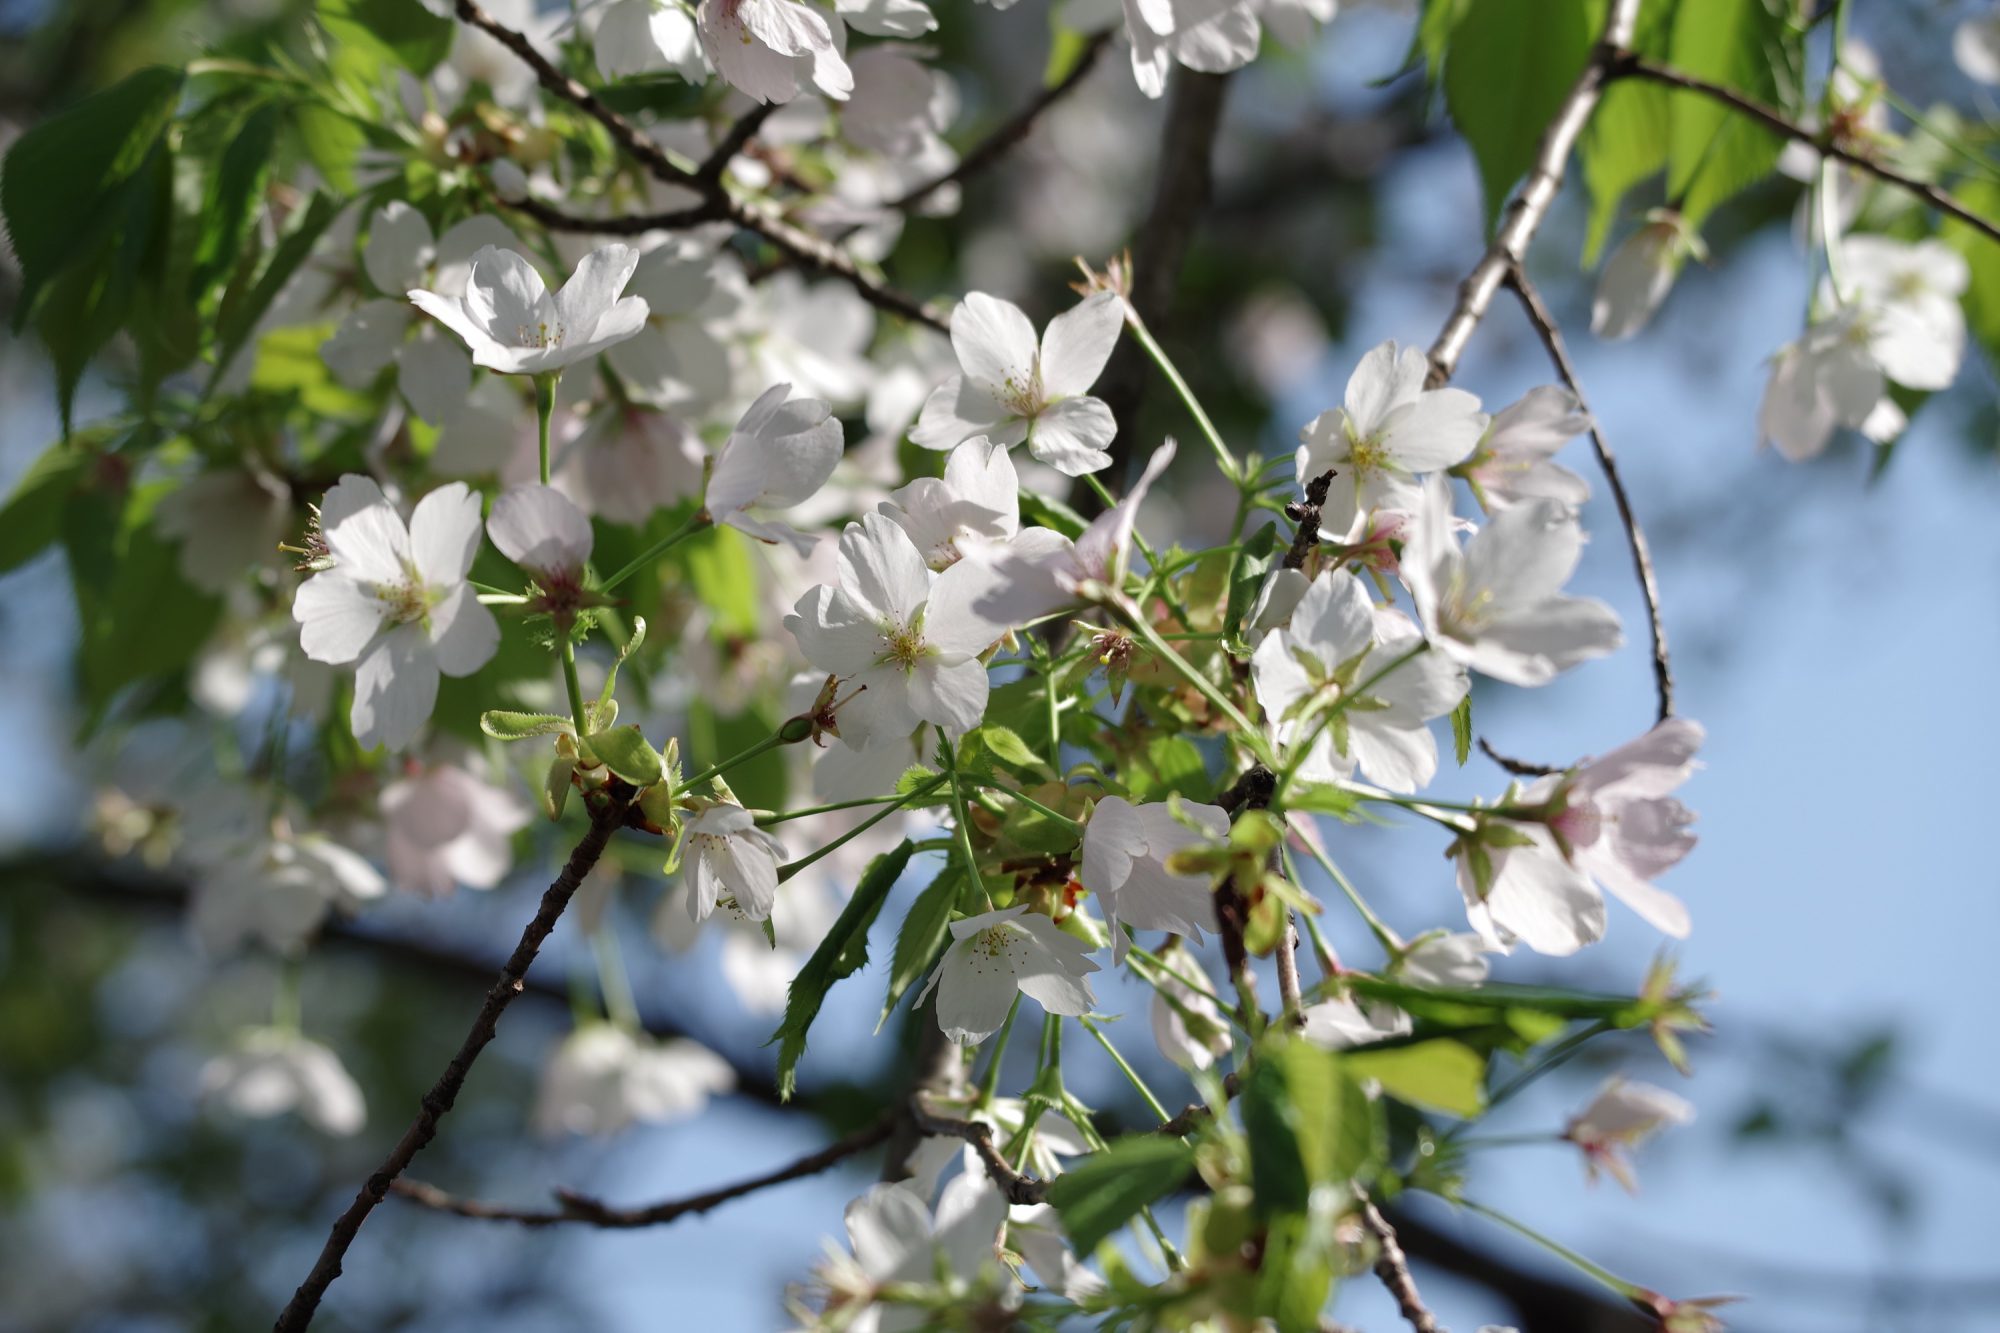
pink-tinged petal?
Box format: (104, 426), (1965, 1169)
(1038, 290), (1124, 399)
(409, 481), (485, 585)
(428, 583), (500, 676)
(294, 574), (383, 665)
(351, 625), (439, 751)
(1026, 395), (1116, 477)
(1574, 718), (1705, 800)
(951, 293), (1040, 392)
(488, 484), (593, 576)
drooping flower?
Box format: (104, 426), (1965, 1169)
(1564, 1076), (1694, 1191)
(1402, 474), (1622, 688)
(879, 437), (1018, 571)
(683, 802), (786, 922)
(706, 383), (846, 553)
(1300, 991), (1411, 1050)
(292, 476), (498, 751)
(380, 759), (532, 897)
(1251, 569), (1468, 793)
(696, 0), (853, 104)
(785, 513), (1004, 744)
(1591, 215), (1692, 342)
(590, 0), (706, 81)
(918, 904), (1100, 1043)
(1080, 795), (1230, 963)
(1454, 385), (1592, 510)
(910, 291), (1125, 476)
(200, 1028), (367, 1136)
(814, 1177), (1009, 1331)
(185, 822), (387, 957)
(533, 1023), (736, 1137)
(1149, 947), (1233, 1071)
(1295, 340), (1488, 543)
(410, 243), (650, 375)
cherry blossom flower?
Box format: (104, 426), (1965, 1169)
(1149, 947), (1233, 1071)
(696, 0), (853, 104)
(1455, 386), (1592, 510)
(380, 759), (532, 897)
(1296, 340), (1488, 542)
(879, 437), (1018, 571)
(1957, 6), (2000, 84)
(1396, 931), (1492, 987)
(1251, 570), (1468, 793)
(917, 904), (1100, 1043)
(1564, 1076), (1694, 1191)
(292, 476), (498, 751)
(410, 244), (650, 375)
(154, 466), (291, 593)
(1081, 795), (1230, 963)
(1592, 215), (1691, 341)
(910, 290), (1124, 476)
(1402, 475), (1623, 688)
(785, 513), (1004, 743)
(603, 239), (731, 411)
(533, 1023), (736, 1137)
(185, 822), (386, 956)
(707, 383), (846, 552)
(1301, 992), (1411, 1049)
(815, 1177), (1009, 1331)
(200, 1028), (366, 1136)
(590, 0), (706, 81)
(1453, 827), (1608, 957)
(904, 1094), (1088, 1195)
(562, 407), (706, 525)
(684, 802), (786, 922)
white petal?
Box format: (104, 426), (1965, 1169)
(1027, 395), (1116, 476)
(364, 201), (436, 296)
(1038, 290), (1124, 398)
(409, 481), (486, 585)
(488, 483), (593, 576)
(294, 574), (384, 665)
(951, 293), (1040, 392)
(351, 625), (439, 751)
(428, 582), (501, 676)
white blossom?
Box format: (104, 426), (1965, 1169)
(591, 0), (706, 81)
(917, 904), (1100, 1043)
(381, 760), (531, 897)
(1458, 385), (1592, 510)
(534, 1023), (736, 1136)
(200, 1028), (367, 1136)
(410, 243), (650, 375)
(1591, 216), (1688, 341)
(707, 383), (845, 552)
(1957, 6), (2000, 84)
(185, 822), (386, 956)
(879, 437), (1018, 571)
(1080, 795), (1230, 963)
(154, 467), (290, 593)
(815, 1177), (1008, 1331)
(1564, 1076), (1694, 1191)
(696, 0), (853, 104)
(1149, 947), (1233, 1071)
(911, 290), (1124, 477)
(684, 802), (786, 922)
(293, 476), (498, 751)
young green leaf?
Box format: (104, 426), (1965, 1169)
(1666, 0), (1799, 229)
(1346, 1038), (1488, 1118)
(879, 863), (966, 1029)
(481, 710), (576, 741)
(1451, 695), (1473, 767)
(583, 726), (665, 787)
(1046, 1135), (1197, 1253)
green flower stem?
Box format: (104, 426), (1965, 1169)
(753, 792), (911, 825)
(1059, 1086), (1185, 1272)
(560, 639), (589, 737)
(1449, 1132), (1562, 1151)
(598, 509), (715, 596)
(1079, 1016), (1173, 1124)
(591, 927), (641, 1031)
(1126, 312), (1237, 484)
(682, 731), (789, 792)
(272, 958), (303, 1033)
(1293, 831), (1399, 954)
(1102, 591), (1276, 769)
(968, 782), (1082, 832)
(1456, 1197), (1645, 1301)
(1081, 473), (1195, 627)
(975, 995), (1022, 1108)
(776, 775), (947, 884)
(1481, 1019), (1614, 1116)
(534, 372), (559, 486)
(938, 729), (993, 910)
(1271, 641), (1430, 800)
(1123, 941), (1245, 1031)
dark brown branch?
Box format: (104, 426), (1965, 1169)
(503, 194), (723, 236)
(1610, 52), (2000, 247)
(390, 1113), (895, 1227)
(453, 0), (947, 333)
(1477, 736), (1561, 777)
(1281, 467), (1338, 569)
(272, 791), (632, 1332)
(907, 1099), (1049, 1205)
(699, 102), (778, 183)
(1426, 0), (1644, 385)
(1361, 1197), (1444, 1333)
(1506, 266), (1674, 722)
(1089, 68), (1234, 504)
(891, 30), (1117, 213)
(1152, 1067), (1244, 1138)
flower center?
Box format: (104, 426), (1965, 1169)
(373, 563), (440, 627)
(878, 622), (928, 671)
(1000, 361), (1047, 418)
(515, 320), (566, 349)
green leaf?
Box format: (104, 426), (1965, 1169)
(583, 726), (664, 787)
(209, 190), (344, 393)
(1126, 733), (1214, 804)
(0, 442), (88, 574)
(75, 485), (224, 720)
(979, 724), (1047, 772)
(1223, 522), (1278, 644)
(318, 0), (456, 79)
(1047, 1135), (1196, 1253)
(678, 522), (761, 637)
(1450, 695), (1473, 767)
(1346, 1038), (1488, 1118)
(772, 839), (916, 1098)
(1665, 0), (1798, 229)
(880, 863), (965, 1028)
(1242, 1038), (1380, 1218)
(1579, 0), (1676, 263)
(481, 709), (576, 740)
(1442, 0), (1606, 230)
(2, 66), (184, 320)
(1253, 1208), (1338, 1333)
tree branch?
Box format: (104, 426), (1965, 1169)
(1427, 0), (1644, 386)
(389, 1113), (895, 1228)
(1609, 52), (2000, 247)
(452, 0), (947, 332)
(1505, 265), (1674, 722)
(906, 1099), (1049, 1205)
(272, 790), (633, 1332)
(1360, 1197), (1444, 1333)
(890, 30), (1117, 213)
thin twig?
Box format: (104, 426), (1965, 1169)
(453, 0), (947, 332)
(1610, 52), (2000, 247)
(390, 1114), (895, 1227)
(1476, 736), (1560, 777)
(1152, 1068), (1245, 1138)
(699, 102), (777, 183)
(273, 790), (633, 1332)
(891, 30), (1117, 213)
(1361, 1197), (1444, 1333)
(503, 194), (722, 236)
(1506, 266), (1674, 722)
(1427, 0), (1644, 385)
(907, 1099), (1049, 1205)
